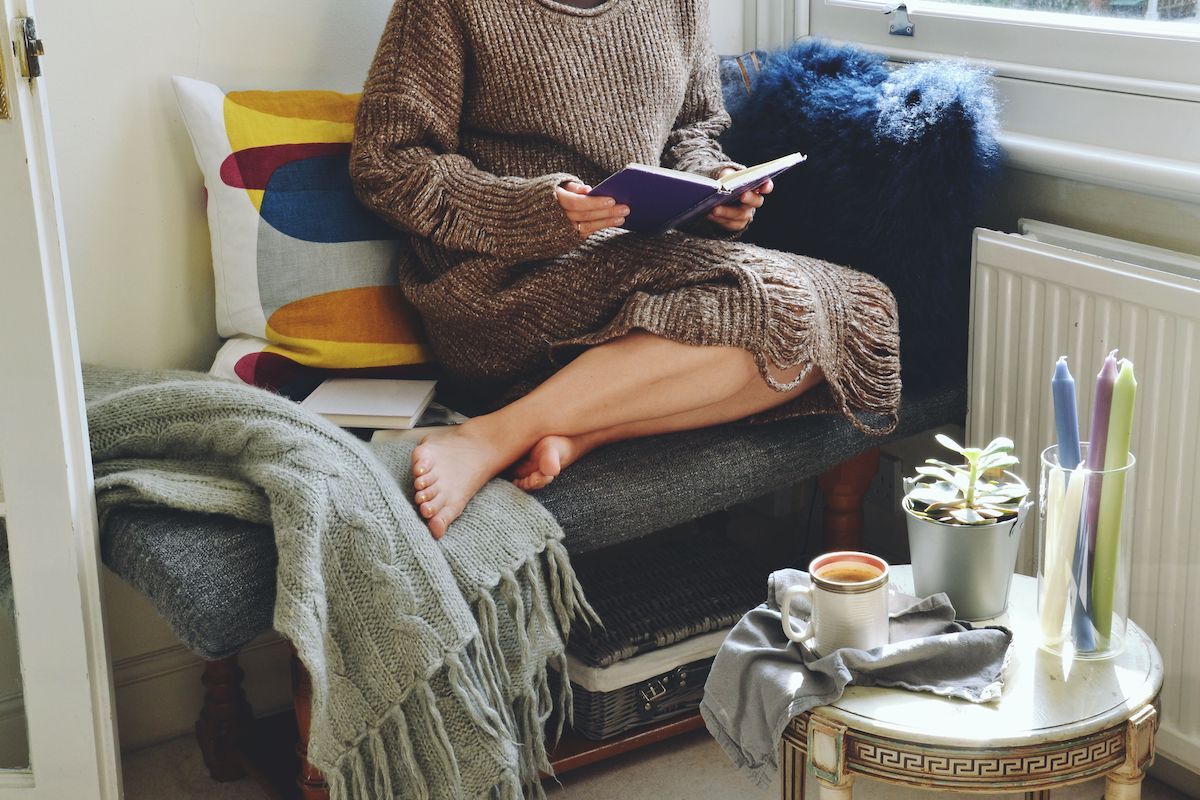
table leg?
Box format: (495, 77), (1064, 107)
(808, 715), (851, 800)
(1105, 774), (1143, 800)
(1105, 704), (1157, 800)
(782, 740), (806, 800)
(816, 775), (854, 800)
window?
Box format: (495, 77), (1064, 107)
(793, 0), (1200, 201)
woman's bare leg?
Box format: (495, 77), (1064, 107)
(411, 331), (817, 536)
(511, 364), (822, 490)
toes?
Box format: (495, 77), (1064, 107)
(419, 495), (447, 520)
(514, 472), (554, 491)
(429, 514), (448, 539)
(414, 473), (438, 491)
(512, 458), (539, 479)
(429, 505), (462, 539)
(537, 444), (563, 479)
(412, 443), (434, 478)
(414, 486), (440, 505)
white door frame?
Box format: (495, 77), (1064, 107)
(0, 2), (122, 797)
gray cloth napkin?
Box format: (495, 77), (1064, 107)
(700, 569), (1013, 787)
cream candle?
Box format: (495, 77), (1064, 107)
(1040, 465), (1085, 645)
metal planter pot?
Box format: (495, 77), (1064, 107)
(903, 495), (1031, 621)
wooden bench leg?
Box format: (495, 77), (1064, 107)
(292, 646), (331, 800)
(818, 448), (880, 552)
(195, 655), (253, 781)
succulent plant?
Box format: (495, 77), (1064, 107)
(904, 434), (1029, 525)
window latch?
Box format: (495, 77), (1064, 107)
(885, 3), (915, 37)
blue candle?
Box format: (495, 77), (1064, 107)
(1052, 357), (1082, 470)
(1051, 356), (1095, 651)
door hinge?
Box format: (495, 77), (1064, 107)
(14, 16), (43, 79)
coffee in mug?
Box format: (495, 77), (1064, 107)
(781, 551), (890, 656)
(815, 561), (883, 584)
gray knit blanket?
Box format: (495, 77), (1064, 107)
(82, 366), (595, 800)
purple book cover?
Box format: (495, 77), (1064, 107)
(588, 153), (806, 234)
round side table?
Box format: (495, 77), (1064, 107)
(781, 567), (1163, 800)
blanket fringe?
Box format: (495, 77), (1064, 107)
(416, 682), (463, 789)
(324, 684), (443, 800)
(326, 542), (597, 800)
(475, 592), (515, 698)
(545, 539), (601, 635)
(446, 653), (509, 744)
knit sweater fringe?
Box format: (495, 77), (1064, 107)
(82, 366), (597, 800)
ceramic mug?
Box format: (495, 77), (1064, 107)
(780, 551), (890, 655)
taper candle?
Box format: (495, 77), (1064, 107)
(1040, 465), (1085, 644)
(1052, 357), (1082, 470)
(1083, 352), (1119, 572)
(1092, 359), (1137, 644)
(1052, 357), (1094, 649)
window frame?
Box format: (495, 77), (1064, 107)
(787, 0), (1200, 202)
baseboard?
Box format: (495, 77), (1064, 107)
(1154, 725), (1200, 799)
(2, 631), (294, 757)
(114, 633), (293, 753)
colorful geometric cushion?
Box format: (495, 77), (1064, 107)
(209, 335), (435, 399)
(171, 77), (433, 384)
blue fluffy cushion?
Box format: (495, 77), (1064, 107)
(720, 41), (1000, 388)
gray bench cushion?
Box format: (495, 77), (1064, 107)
(101, 382), (965, 660)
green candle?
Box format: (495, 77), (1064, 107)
(1091, 358), (1137, 645)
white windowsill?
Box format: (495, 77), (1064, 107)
(999, 132), (1200, 205)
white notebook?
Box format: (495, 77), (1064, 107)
(300, 378), (437, 430)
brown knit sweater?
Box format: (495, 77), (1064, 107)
(351, 0), (901, 433)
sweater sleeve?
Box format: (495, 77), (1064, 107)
(661, 2), (749, 240)
(350, 0), (583, 262)
(659, 1), (744, 180)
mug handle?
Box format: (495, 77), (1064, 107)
(781, 584), (816, 644)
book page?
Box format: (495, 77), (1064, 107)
(717, 152), (807, 192)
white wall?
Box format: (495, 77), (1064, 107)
(983, 169), (1200, 257)
(710, 2), (745, 54)
(43, 0), (394, 372)
(37, 0), (397, 751)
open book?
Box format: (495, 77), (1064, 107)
(588, 151), (806, 234)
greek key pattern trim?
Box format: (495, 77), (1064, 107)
(846, 726), (1125, 788)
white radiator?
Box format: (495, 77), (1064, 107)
(967, 224), (1200, 774)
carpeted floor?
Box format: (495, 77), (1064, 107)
(123, 729), (1190, 799)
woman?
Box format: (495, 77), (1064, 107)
(351, 0), (901, 538)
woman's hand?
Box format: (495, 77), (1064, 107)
(707, 168), (772, 233)
(556, 181), (629, 239)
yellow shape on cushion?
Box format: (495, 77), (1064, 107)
(264, 286), (432, 369)
(223, 91), (358, 210)
(224, 91), (357, 149)
(263, 339), (431, 369)
(226, 90), (359, 124)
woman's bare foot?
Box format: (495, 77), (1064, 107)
(511, 433), (602, 491)
(411, 422), (517, 538)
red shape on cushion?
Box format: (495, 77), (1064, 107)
(220, 143), (349, 190)
(234, 351), (440, 399)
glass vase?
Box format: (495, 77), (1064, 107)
(1037, 443), (1136, 660)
